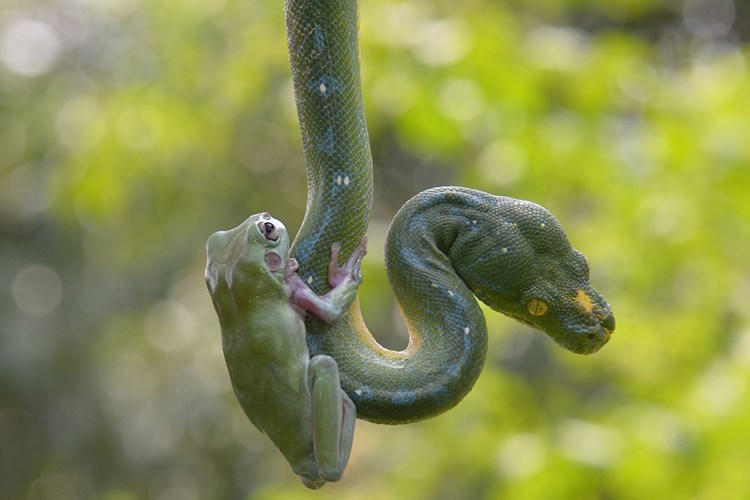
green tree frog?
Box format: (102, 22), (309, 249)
(205, 212), (367, 489)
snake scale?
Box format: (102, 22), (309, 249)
(282, 0), (614, 425)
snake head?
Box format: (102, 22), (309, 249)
(503, 249), (615, 355)
(451, 196), (615, 355)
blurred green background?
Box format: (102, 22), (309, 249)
(2, 0), (749, 498)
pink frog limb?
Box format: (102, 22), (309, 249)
(286, 237), (367, 323)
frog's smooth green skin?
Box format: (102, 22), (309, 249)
(205, 212), (366, 489)
(284, 0), (616, 425)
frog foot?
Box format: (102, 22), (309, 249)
(328, 235), (368, 289)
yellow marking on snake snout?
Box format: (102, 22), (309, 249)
(575, 289), (594, 314)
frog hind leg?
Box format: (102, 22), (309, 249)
(304, 354), (356, 487)
(339, 389), (356, 470)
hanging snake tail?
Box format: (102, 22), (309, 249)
(286, 0), (614, 425)
(285, 0), (373, 290)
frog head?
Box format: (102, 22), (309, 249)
(205, 212), (291, 311)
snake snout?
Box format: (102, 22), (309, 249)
(601, 311), (616, 334)
(576, 324), (611, 354)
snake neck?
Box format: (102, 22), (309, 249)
(285, 0), (373, 291)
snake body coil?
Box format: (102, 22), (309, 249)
(286, 0), (614, 425)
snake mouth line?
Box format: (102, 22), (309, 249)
(601, 327), (613, 340)
(504, 312), (538, 330)
(503, 310), (614, 354)
(587, 327), (612, 353)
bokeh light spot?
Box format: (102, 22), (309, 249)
(690, 365), (745, 415)
(410, 19), (469, 67)
(557, 419), (623, 467)
(0, 19), (62, 77)
(56, 97), (105, 150)
(477, 139), (526, 187)
(438, 79), (484, 122)
(495, 433), (545, 478)
(525, 26), (590, 71)
(114, 106), (161, 151)
(12, 264), (63, 317)
(683, 0), (735, 39)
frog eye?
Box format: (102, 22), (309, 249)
(527, 298), (549, 316)
(258, 221), (279, 241)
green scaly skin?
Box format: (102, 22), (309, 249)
(286, 0), (614, 425)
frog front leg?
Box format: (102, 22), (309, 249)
(301, 354), (357, 489)
(286, 236), (367, 323)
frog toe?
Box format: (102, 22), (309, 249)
(301, 476), (326, 489)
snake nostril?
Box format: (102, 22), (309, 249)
(602, 312), (616, 333)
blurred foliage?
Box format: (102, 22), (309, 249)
(1, 0), (750, 498)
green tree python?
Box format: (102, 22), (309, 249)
(285, 0), (614, 423)
(206, 0), (615, 487)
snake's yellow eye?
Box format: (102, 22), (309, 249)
(527, 299), (549, 316)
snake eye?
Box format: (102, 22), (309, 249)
(527, 298), (549, 316)
(259, 221), (279, 241)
